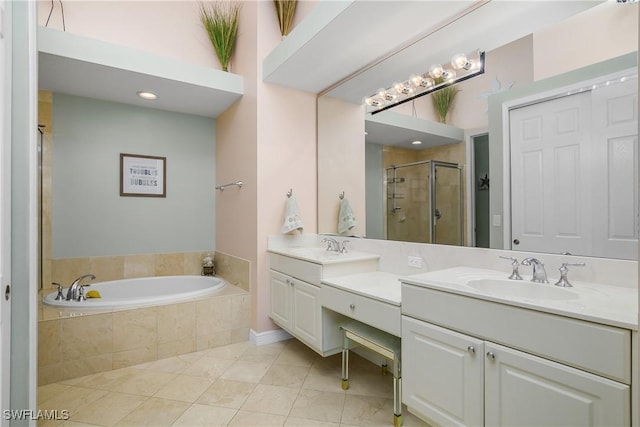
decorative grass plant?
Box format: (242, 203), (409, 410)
(431, 80), (459, 124)
(273, 0), (297, 37)
(199, 2), (240, 72)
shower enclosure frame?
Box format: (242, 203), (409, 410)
(386, 159), (464, 245)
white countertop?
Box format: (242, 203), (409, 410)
(402, 266), (638, 330)
(321, 271), (402, 306)
(268, 247), (380, 265)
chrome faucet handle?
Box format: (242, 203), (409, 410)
(340, 240), (350, 254)
(76, 286), (87, 302)
(499, 256), (523, 280)
(554, 262), (585, 288)
(52, 283), (65, 301)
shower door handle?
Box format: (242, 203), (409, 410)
(434, 208), (442, 220)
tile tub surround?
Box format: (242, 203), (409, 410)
(37, 339), (430, 427)
(37, 282), (250, 386)
(48, 250), (250, 291)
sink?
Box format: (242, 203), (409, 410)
(288, 247), (343, 260)
(278, 247), (380, 264)
(466, 279), (579, 301)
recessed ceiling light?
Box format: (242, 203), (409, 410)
(411, 140), (423, 145)
(137, 91), (158, 100)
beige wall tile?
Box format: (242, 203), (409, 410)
(231, 328), (249, 344)
(196, 296), (231, 336)
(38, 362), (64, 386)
(61, 313), (113, 360)
(155, 253), (185, 276)
(60, 354), (113, 381)
(157, 302), (196, 344)
(52, 258), (91, 287)
(112, 307), (157, 352)
(90, 256), (124, 282)
(231, 294), (250, 329)
(215, 251), (250, 292)
(124, 254), (155, 278)
(112, 345), (157, 370)
(184, 252), (209, 276)
(38, 320), (61, 367)
(196, 331), (231, 352)
(157, 338), (196, 359)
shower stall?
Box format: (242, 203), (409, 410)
(386, 160), (463, 245)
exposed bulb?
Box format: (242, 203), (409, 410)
(428, 64), (443, 79)
(441, 68), (456, 81)
(451, 53), (471, 70)
(394, 82), (412, 95)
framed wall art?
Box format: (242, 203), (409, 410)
(120, 153), (166, 197)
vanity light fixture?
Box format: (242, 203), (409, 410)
(137, 91), (158, 100)
(365, 50), (485, 114)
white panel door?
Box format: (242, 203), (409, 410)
(591, 76), (638, 259)
(402, 316), (484, 427)
(510, 92), (592, 255)
(291, 279), (321, 350)
(485, 342), (630, 427)
(0, 0), (11, 418)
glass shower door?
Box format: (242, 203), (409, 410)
(431, 161), (463, 246)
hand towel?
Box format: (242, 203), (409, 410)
(338, 198), (357, 234)
(281, 195), (304, 234)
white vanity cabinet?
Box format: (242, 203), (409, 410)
(268, 250), (379, 355)
(402, 283), (631, 427)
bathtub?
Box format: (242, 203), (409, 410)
(42, 275), (227, 310)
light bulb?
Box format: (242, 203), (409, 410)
(441, 68), (456, 81)
(428, 64), (443, 79)
(451, 53), (471, 70)
(394, 82), (412, 95)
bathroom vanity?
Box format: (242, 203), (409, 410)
(268, 246), (380, 355)
(401, 267), (635, 427)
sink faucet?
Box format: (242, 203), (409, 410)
(321, 237), (349, 253)
(520, 258), (548, 283)
(66, 274), (96, 301)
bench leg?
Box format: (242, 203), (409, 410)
(393, 359), (402, 426)
(341, 348), (350, 390)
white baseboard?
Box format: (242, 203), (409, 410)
(249, 328), (293, 346)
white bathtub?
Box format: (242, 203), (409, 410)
(42, 275), (227, 310)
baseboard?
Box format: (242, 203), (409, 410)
(249, 328), (293, 346)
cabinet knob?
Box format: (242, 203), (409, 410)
(349, 303), (355, 310)
(467, 346), (475, 354)
(486, 351), (496, 360)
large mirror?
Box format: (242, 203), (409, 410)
(318, 1), (638, 260)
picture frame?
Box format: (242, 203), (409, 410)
(120, 153), (166, 197)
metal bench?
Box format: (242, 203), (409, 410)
(340, 320), (402, 427)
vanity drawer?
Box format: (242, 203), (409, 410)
(322, 284), (401, 336)
(269, 253), (322, 285)
(402, 283), (631, 384)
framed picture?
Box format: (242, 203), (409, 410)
(120, 153), (166, 197)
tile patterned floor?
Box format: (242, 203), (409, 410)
(38, 339), (431, 427)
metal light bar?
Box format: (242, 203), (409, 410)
(365, 50), (485, 115)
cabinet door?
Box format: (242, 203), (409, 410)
(291, 279), (322, 350)
(485, 342), (630, 427)
(269, 270), (292, 330)
(402, 316), (484, 427)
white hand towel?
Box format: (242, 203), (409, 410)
(338, 198), (357, 234)
(281, 195), (304, 234)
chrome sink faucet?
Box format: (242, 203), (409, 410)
(321, 237), (349, 253)
(66, 274), (96, 301)
(521, 258), (548, 283)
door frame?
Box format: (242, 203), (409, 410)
(500, 67), (637, 249)
(465, 128), (489, 248)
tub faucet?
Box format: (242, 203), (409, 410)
(521, 258), (548, 283)
(66, 274), (96, 301)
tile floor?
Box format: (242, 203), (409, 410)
(37, 338), (431, 427)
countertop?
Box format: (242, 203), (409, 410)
(402, 266), (638, 330)
(321, 271), (402, 306)
(268, 247), (380, 265)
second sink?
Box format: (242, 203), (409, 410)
(467, 279), (579, 301)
